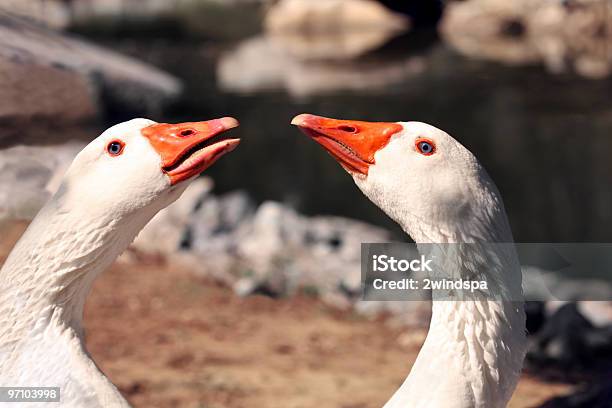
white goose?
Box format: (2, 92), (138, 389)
(0, 117), (240, 407)
(292, 114), (527, 408)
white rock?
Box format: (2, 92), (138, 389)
(440, 0), (612, 78)
(0, 142), (84, 224)
(265, 0), (409, 33)
(227, 201), (393, 299)
(132, 178), (214, 255)
(545, 300), (612, 327)
(266, 29), (406, 61)
(356, 300), (432, 328)
(0, 12), (181, 127)
(218, 35), (427, 97)
(190, 190), (256, 254)
(523, 265), (612, 302)
(112, 185), (398, 312)
(0, 0), (70, 28)
(66, 0), (270, 20)
(577, 301), (612, 327)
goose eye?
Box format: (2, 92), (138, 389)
(416, 139), (435, 156)
(107, 140), (125, 156)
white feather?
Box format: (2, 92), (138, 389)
(0, 119), (190, 408)
(353, 122), (526, 408)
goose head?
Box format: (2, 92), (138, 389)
(57, 117), (240, 224)
(0, 117), (239, 330)
(292, 114), (509, 242)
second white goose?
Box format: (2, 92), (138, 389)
(293, 113), (526, 408)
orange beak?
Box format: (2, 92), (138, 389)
(142, 117), (240, 185)
(291, 114), (403, 175)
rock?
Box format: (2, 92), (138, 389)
(545, 301), (612, 328)
(0, 12), (181, 133)
(396, 330), (427, 349)
(68, 0), (269, 19)
(440, 0), (540, 66)
(356, 300), (432, 328)
(218, 35), (427, 97)
(538, 379), (612, 408)
(576, 302), (612, 328)
(440, 0), (612, 79)
(232, 201), (392, 298)
(132, 178), (214, 256)
(127, 187), (440, 326)
(190, 190), (256, 254)
(0, 59), (97, 131)
(523, 266), (559, 301)
(268, 29), (404, 61)
(0, 142), (84, 225)
(123, 178), (220, 277)
(136, 190), (394, 310)
(530, 0), (612, 79)
(522, 265), (612, 302)
(115, 184), (439, 322)
(0, 0), (70, 28)
(188, 189), (256, 277)
(66, 0), (266, 41)
(265, 0), (409, 34)
(525, 303), (612, 380)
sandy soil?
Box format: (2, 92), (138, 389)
(1, 222), (573, 408)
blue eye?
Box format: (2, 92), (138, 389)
(107, 140), (125, 156)
(416, 139), (435, 155)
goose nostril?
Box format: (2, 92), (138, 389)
(180, 129), (195, 137)
(338, 125), (357, 133)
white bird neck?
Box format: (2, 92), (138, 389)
(384, 206), (526, 408)
(0, 201), (151, 336)
(0, 191), (158, 407)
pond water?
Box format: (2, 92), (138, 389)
(6, 28), (612, 242)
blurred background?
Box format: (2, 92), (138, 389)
(0, 0), (611, 407)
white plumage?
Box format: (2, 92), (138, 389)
(293, 115), (527, 408)
(0, 117), (239, 407)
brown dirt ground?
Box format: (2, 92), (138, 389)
(1, 222), (573, 408)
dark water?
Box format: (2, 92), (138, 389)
(72, 32), (612, 242)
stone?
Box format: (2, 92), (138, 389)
(0, 142), (84, 224)
(132, 178), (214, 256)
(526, 302), (612, 381)
(0, 58), (97, 127)
(265, 0), (409, 34)
(0, 12), (181, 134)
(218, 36), (427, 97)
(440, 0), (612, 79)
(0, 0), (70, 28)
(147, 192), (396, 310)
